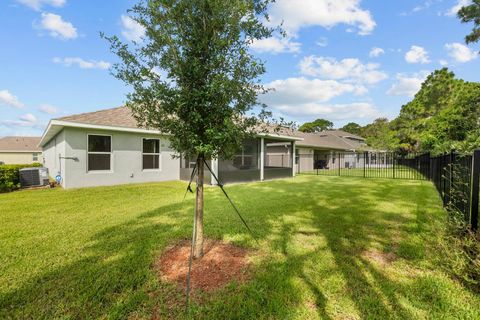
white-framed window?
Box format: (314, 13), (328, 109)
(87, 134), (112, 172)
(142, 138), (161, 170)
(32, 153), (39, 162)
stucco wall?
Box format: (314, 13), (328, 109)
(57, 127), (179, 189)
(0, 152), (43, 165)
(42, 129), (66, 185)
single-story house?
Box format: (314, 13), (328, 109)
(294, 130), (373, 172)
(39, 107), (301, 189)
(0, 136), (43, 165)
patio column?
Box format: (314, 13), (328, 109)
(211, 158), (218, 185)
(292, 141), (296, 177)
(260, 137), (264, 181)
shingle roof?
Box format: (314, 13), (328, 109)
(295, 130), (368, 151)
(56, 106), (139, 128)
(0, 136), (42, 152)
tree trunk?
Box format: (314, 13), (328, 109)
(193, 156), (204, 259)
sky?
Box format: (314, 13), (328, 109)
(0, 0), (479, 137)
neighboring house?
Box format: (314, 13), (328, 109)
(39, 107), (301, 189)
(0, 136), (43, 165)
(294, 130), (372, 172)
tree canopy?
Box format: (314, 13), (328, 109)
(341, 122), (362, 135)
(298, 118), (333, 133)
(458, 0), (480, 46)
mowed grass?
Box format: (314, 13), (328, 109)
(1, 175), (479, 319)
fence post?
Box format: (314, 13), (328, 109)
(470, 150), (480, 231)
(364, 152), (367, 178)
(393, 152), (396, 179)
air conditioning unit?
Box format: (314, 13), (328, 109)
(19, 167), (50, 188)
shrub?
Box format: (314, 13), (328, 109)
(0, 163), (43, 193)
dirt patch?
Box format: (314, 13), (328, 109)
(361, 249), (397, 266)
(156, 239), (251, 294)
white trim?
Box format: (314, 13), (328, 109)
(292, 141), (296, 177)
(260, 137), (264, 181)
(256, 132), (303, 141)
(141, 137), (162, 171)
(87, 133), (113, 173)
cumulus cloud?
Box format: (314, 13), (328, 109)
(445, 42), (477, 63)
(405, 45), (430, 64)
(262, 77), (366, 107)
(16, 0), (65, 10)
(445, 0), (471, 17)
(316, 37), (328, 47)
(250, 36), (301, 54)
(387, 71), (429, 97)
(121, 15), (145, 42)
(39, 12), (77, 40)
(53, 57), (110, 69)
(267, 0), (376, 36)
(1, 113), (40, 128)
(369, 47), (385, 57)
(38, 104), (58, 114)
(0, 90), (24, 109)
(273, 102), (379, 120)
(299, 56), (388, 85)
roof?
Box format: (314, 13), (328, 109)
(0, 136), (42, 152)
(295, 130), (368, 151)
(40, 106), (302, 146)
(56, 106), (139, 128)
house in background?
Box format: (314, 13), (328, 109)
(0, 136), (43, 165)
(39, 106), (301, 189)
(294, 130), (372, 172)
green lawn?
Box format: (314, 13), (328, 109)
(1, 175), (479, 319)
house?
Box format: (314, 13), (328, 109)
(39, 106), (301, 189)
(294, 130), (372, 172)
(0, 136), (43, 165)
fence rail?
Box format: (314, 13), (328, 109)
(296, 150), (480, 231)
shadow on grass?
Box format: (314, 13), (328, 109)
(0, 176), (467, 319)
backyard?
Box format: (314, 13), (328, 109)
(1, 175), (479, 319)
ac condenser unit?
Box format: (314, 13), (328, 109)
(19, 167), (50, 188)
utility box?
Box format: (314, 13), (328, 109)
(19, 167), (49, 188)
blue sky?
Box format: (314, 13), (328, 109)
(0, 0), (478, 137)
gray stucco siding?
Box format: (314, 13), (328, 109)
(46, 127), (180, 189)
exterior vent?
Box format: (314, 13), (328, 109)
(19, 167), (49, 188)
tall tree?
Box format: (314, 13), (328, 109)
(298, 118), (333, 133)
(458, 0), (480, 46)
(341, 122), (362, 135)
(103, 0), (275, 258)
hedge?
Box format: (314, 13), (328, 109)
(0, 163), (43, 193)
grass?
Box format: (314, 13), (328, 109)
(1, 175), (479, 319)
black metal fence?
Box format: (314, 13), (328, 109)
(296, 150), (480, 230)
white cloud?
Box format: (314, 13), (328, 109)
(16, 0), (65, 10)
(0, 90), (24, 109)
(316, 37), (328, 47)
(273, 102), (379, 120)
(1, 113), (40, 128)
(267, 0), (376, 36)
(445, 42), (477, 63)
(262, 77), (365, 106)
(53, 57), (110, 69)
(38, 104), (58, 114)
(439, 59), (448, 66)
(39, 12), (77, 40)
(405, 45), (430, 64)
(299, 56), (388, 85)
(387, 71), (429, 97)
(121, 15), (145, 42)
(250, 36), (301, 54)
(369, 47), (385, 57)
(445, 0), (471, 17)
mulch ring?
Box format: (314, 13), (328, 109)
(156, 239), (252, 294)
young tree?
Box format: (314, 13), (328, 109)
(103, 0), (275, 258)
(298, 118), (333, 133)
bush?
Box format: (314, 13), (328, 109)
(0, 163), (43, 193)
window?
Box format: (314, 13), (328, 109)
(88, 135), (112, 171)
(143, 138), (160, 170)
(32, 153), (39, 162)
